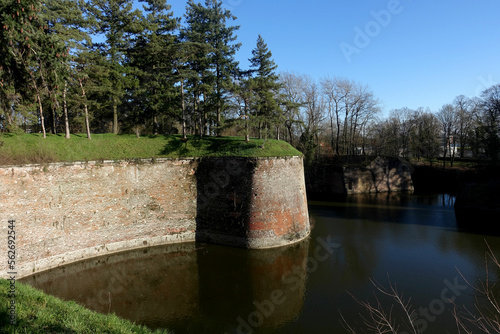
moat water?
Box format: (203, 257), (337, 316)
(21, 193), (500, 333)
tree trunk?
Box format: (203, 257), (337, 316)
(29, 74), (46, 138)
(153, 114), (159, 135)
(36, 90), (46, 138)
(113, 99), (118, 134)
(450, 137), (457, 167)
(335, 107), (341, 155)
(216, 99), (221, 137)
(79, 78), (91, 139)
(181, 80), (186, 140)
(442, 137), (448, 168)
(52, 104), (57, 135)
(244, 98), (249, 142)
(63, 82), (70, 139)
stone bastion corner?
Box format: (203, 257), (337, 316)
(0, 156), (310, 278)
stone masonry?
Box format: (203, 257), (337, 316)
(0, 156), (310, 278)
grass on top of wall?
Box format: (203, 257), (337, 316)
(0, 278), (170, 333)
(0, 133), (302, 165)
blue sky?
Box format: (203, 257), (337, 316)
(155, 0), (500, 115)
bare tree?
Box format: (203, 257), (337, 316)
(409, 109), (440, 163)
(437, 104), (458, 167)
(388, 108), (415, 158)
(453, 95), (477, 158)
(279, 71), (305, 146)
(341, 276), (419, 334)
(298, 75), (326, 162)
(322, 76), (348, 155)
(369, 116), (401, 157)
(321, 77), (379, 155)
(452, 243), (500, 333)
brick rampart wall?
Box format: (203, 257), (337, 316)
(0, 156), (309, 278)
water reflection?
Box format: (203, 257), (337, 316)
(195, 240), (309, 333)
(21, 243), (200, 327)
(21, 238), (309, 333)
(20, 193), (500, 333)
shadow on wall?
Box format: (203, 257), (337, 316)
(368, 156), (414, 193)
(304, 156), (414, 199)
(344, 156), (414, 195)
(195, 157), (258, 248)
(194, 156), (310, 249)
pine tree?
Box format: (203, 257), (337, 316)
(181, 0), (213, 136)
(87, 0), (142, 134)
(181, 0), (240, 136)
(248, 35), (281, 139)
(42, 0), (91, 138)
(231, 69), (254, 141)
(128, 0), (177, 134)
(0, 0), (51, 137)
(204, 0), (240, 136)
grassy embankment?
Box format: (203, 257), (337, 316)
(0, 133), (302, 165)
(0, 278), (169, 333)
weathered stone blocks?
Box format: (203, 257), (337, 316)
(344, 156), (414, 194)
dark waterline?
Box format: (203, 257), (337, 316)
(20, 193), (500, 333)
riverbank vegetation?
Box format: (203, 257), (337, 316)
(0, 133), (301, 165)
(1, 1), (498, 169)
(0, 278), (169, 333)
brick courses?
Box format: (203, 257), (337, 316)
(0, 156), (310, 278)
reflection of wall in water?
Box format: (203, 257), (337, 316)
(20, 239), (310, 332)
(196, 239), (309, 332)
(20, 243), (200, 325)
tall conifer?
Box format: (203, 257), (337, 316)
(128, 0), (177, 134)
(181, 0), (240, 136)
(87, 0), (142, 134)
(248, 35), (281, 139)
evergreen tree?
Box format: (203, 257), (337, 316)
(0, 0), (51, 137)
(87, 0), (142, 134)
(480, 84), (500, 162)
(171, 39), (204, 139)
(127, 0), (177, 135)
(248, 35), (281, 139)
(42, 0), (90, 138)
(204, 0), (240, 136)
(181, 0), (240, 136)
(231, 69), (254, 141)
(181, 0), (214, 136)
